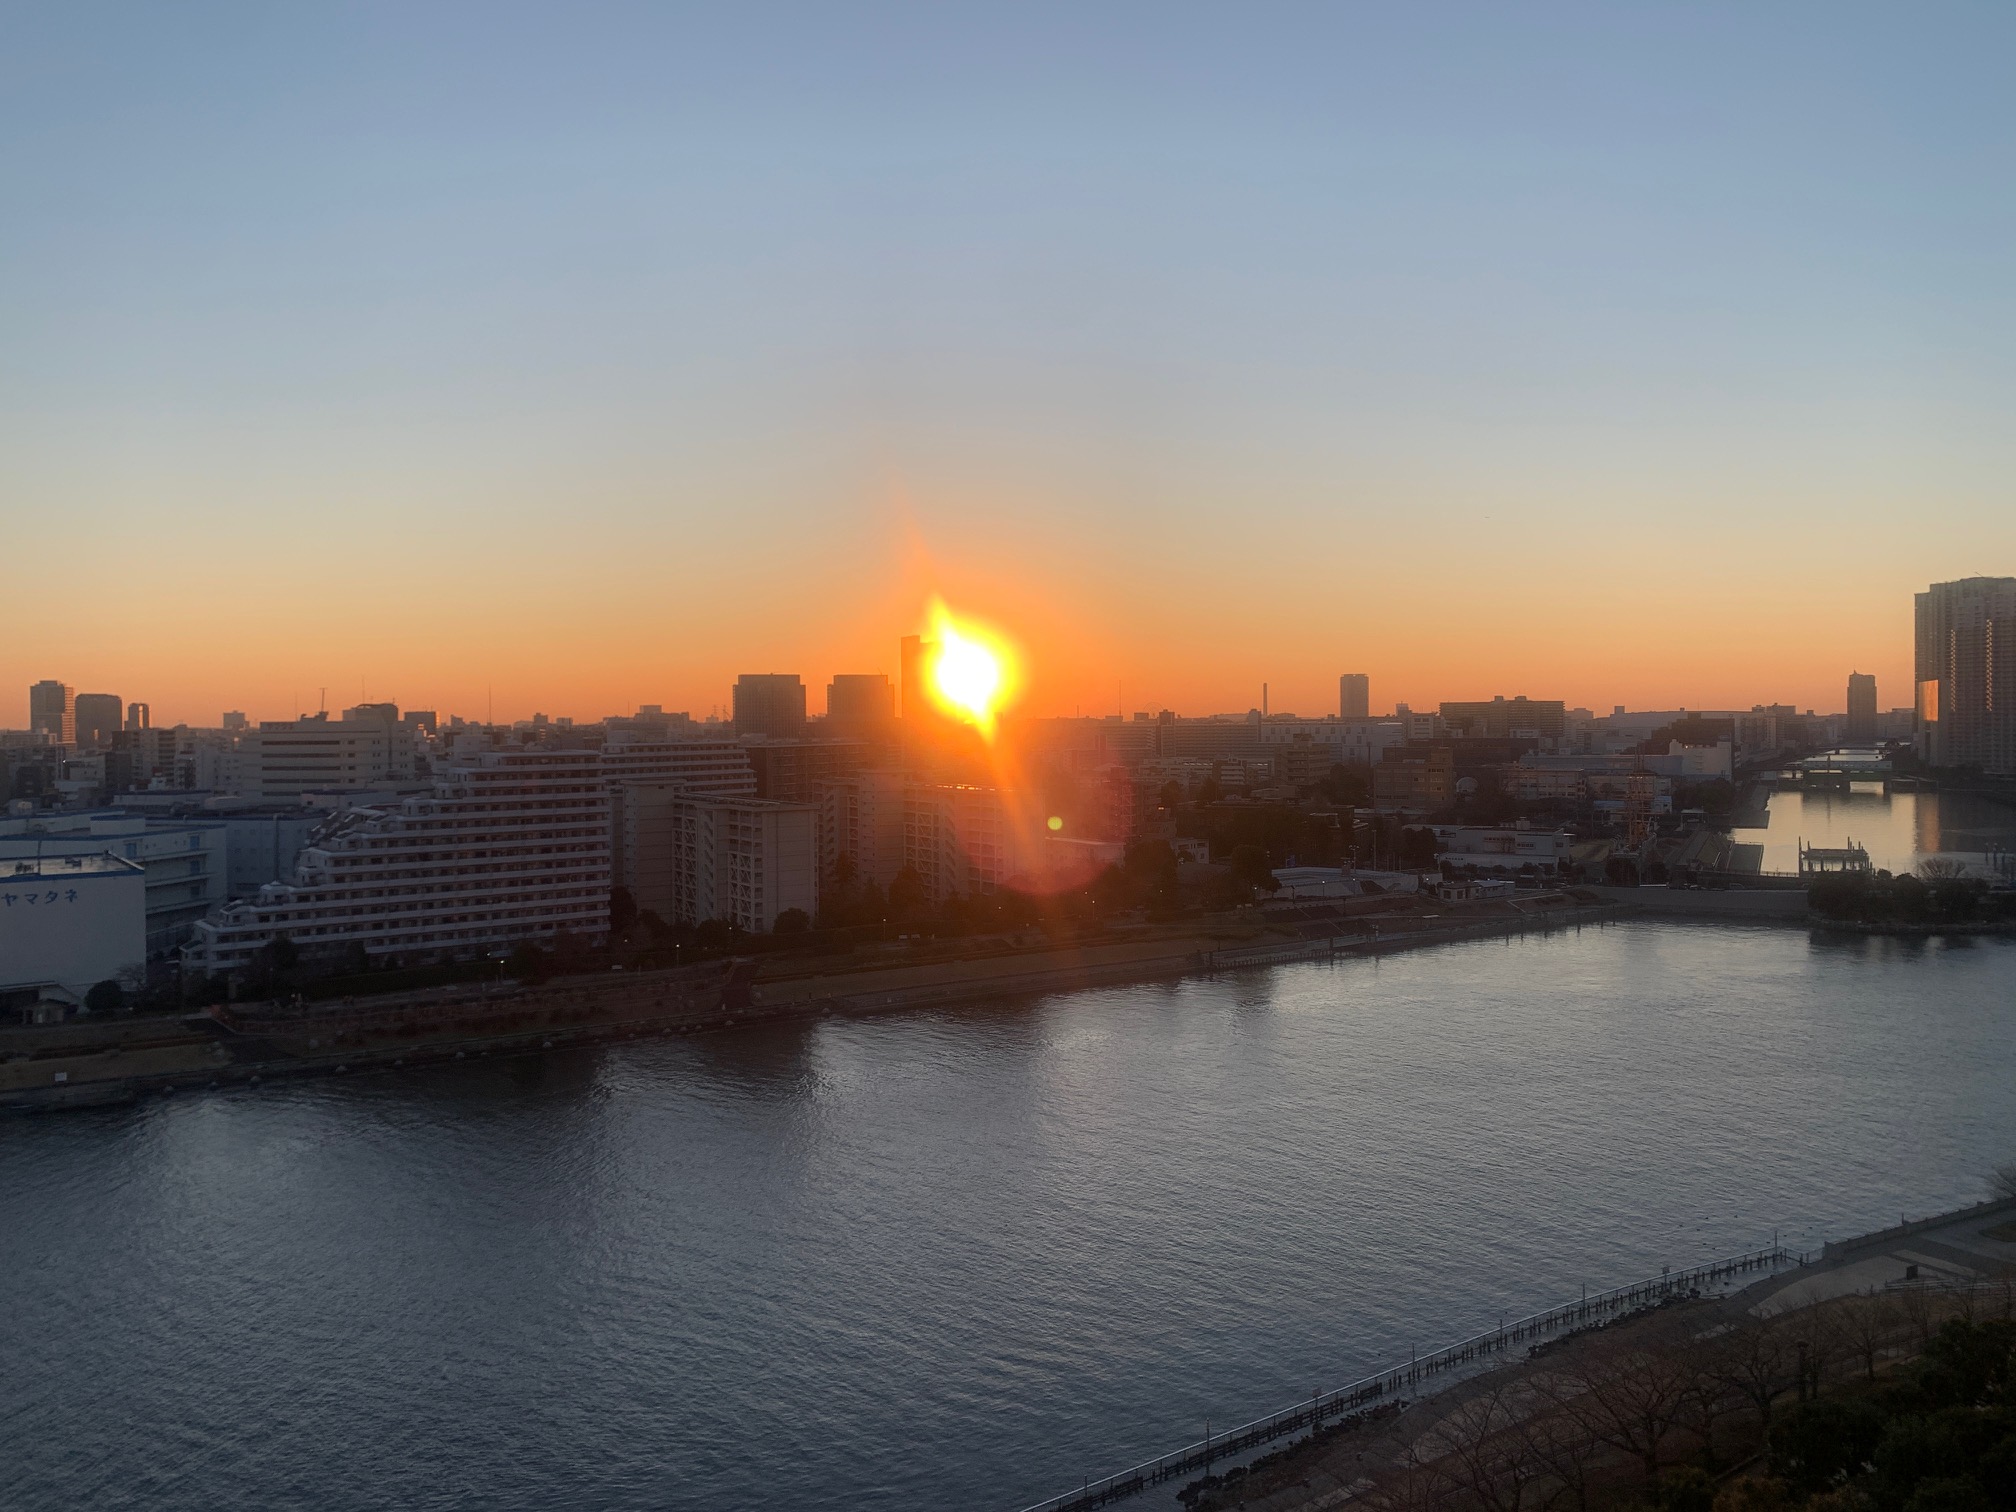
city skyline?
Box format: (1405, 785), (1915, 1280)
(7, 6), (2014, 727)
(5, 631), (1928, 733)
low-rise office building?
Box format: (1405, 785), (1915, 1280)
(1433, 826), (1573, 874)
(0, 811), (227, 955)
(229, 707), (419, 798)
(0, 852), (146, 1016)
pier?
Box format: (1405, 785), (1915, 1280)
(1013, 1243), (1799, 1512)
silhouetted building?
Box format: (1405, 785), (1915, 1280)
(74, 694), (123, 747)
(29, 681), (74, 744)
(125, 702), (150, 732)
(106, 728), (176, 792)
(1339, 673), (1370, 720)
(1915, 576), (2016, 774)
(732, 674), (807, 739)
(1845, 673), (1878, 744)
(826, 674), (895, 741)
(899, 636), (934, 721)
(1372, 746), (1454, 810)
(1439, 696), (1566, 742)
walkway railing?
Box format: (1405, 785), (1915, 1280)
(1013, 1242), (1798, 1512)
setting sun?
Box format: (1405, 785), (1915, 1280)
(922, 603), (1019, 734)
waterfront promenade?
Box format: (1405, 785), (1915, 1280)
(1034, 1195), (2016, 1512)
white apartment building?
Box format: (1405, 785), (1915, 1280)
(905, 783), (1011, 904)
(817, 768), (909, 889)
(601, 739), (757, 900)
(184, 749), (609, 974)
(657, 792), (816, 933)
(599, 738), (756, 794)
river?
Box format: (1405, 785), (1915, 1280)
(1733, 781), (2016, 877)
(4, 920), (2013, 1511)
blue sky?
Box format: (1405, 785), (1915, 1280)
(4, 3), (2012, 722)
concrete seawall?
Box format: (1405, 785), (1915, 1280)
(1583, 884), (1810, 920)
(4, 905), (1629, 1111)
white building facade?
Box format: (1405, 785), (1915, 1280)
(661, 794), (816, 933)
(0, 853), (146, 1012)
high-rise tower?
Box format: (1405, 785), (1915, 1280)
(1339, 673), (1370, 720)
(1914, 577), (2016, 773)
(1845, 672), (1877, 744)
(28, 680), (75, 743)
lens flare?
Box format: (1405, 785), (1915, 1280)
(922, 602), (1019, 735)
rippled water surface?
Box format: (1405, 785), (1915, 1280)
(1734, 786), (2016, 875)
(5, 921), (2014, 1511)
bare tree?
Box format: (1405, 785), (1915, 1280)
(1418, 1381), (1551, 1512)
(1893, 1278), (1950, 1350)
(1356, 1445), (1451, 1512)
(1829, 1293), (1905, 1382)
(1781, 1296), (1850, 1400)
(1704, 1314), (1802, 1427)
(1551, 1326), (1700, 1484)
(1990, 1162), (2016, 1202)
(1514, 1389), (1605, 1512)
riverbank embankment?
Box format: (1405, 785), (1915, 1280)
(1, 899), (1627, 1111)
(1581, 884), (1811, 920)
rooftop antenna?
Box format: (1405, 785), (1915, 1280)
(318, 686), (326, 714)
(1264, 682), (1269, 717)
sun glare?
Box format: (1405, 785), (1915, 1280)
(924, 604), (1018, 734)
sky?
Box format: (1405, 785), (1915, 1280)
(4, 2), (2013, 727)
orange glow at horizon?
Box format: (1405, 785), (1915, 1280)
(921, 601), (1020, 737)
